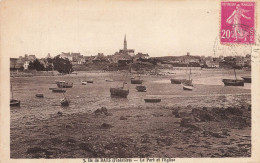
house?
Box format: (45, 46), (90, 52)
(10, 58), (18, 69)
(135, 52), (149, 60)
(60, 52), (73, 61)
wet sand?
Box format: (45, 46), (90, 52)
(10, 69), (251, 158)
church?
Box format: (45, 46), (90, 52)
(119, 35), (135, 56)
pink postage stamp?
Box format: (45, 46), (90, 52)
(221, 1), (255, 44)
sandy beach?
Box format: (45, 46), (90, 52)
(10, 69), (251, 158)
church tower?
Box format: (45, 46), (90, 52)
(124, 35), (127, 50)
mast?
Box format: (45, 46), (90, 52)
(234, 68), (237, 80)
(11, 83), (13, 100)
(189, 67), (191, 81)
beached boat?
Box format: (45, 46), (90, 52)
(222, 69), (244, 86)
(81, 81), (87, 85)
(131, 79), (143, 84)
(241, 76), (251, 83)
(110, 70), (129, 98)
(35, 93), (44, 98)
(144, 98), (161, 103)
(110, 87), (129, 98)
(131, 75), (143, 84)
(222, 79), (244, 86)
(182, 66), (193, 91)
(136, 85), (147, 92)
(52, 88), (66, 93)
(171, 78), (185, 84)
(105, 79), (114, 82)
(10, 84), (20, 106)
(56, 81), (73, 88)
(10, 99), (21, 106)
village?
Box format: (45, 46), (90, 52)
(10, 36), (251, 74)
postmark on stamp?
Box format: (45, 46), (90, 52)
(221, 1), (255, 44)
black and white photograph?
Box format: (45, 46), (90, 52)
(1, 0), (260, 162)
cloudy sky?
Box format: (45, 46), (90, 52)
(1, 0), (221, 58)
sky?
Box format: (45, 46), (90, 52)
(1, 0), (221, 58)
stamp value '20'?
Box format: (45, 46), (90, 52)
(221, 1), (255, 44)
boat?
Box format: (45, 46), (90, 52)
(81, 81), (87, 85)
(10, 84), (20, 106)
(136, 85), (147, 92)
(60, 97), (70, 106)
(10, 99), (21, 106)
(241, 76), (251, 83)
(222, 69), (244, 86)
(56, 70), (74, 88)
(144, 98), (161, 103)
(131, 79), (143, 84)
(222, 79), (244, 86)
(56, 81), (73, 88)
(171, 78), (185, 84)
(131, 75), (143, 84)
(105, 79), (114, 82)
(110, 87), (129, 98)
(181, 66), (193, 91)
(52, 88), (66, 93)
(110, 70), (129, 98)
(87, 80), (93, 83)
(35, 93), (44, 98)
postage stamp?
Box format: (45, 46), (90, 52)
(221, 1), (255, 44)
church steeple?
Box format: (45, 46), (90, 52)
(124, 35), (127, 50)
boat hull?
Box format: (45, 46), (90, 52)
(144, 99), (161, 103)
(56, 82), (73, 88)
(131, 79), (143, 84)
(110, 88), (129, 98)
(136, 85), (147, 92)
(10, 99), (20, 106)
(222, 79), (244, 86)
(81, 82), (87, 85)
(35, 94), (44, 98)
(241, 76), (251, 83)
(171, 79), (185, 84)
(183, 85), (193, 91)
(52, 89), (66, 93)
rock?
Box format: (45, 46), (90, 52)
(225, 107), (243, 116)
(100, 123), (113, 129)
(202, 131), (226, 138)
(57, 111), (63, 116)
(192, 108), (215, 122)
(94, 107), (111, 116)
(120, 116), (127, 120)
(79, 143), (93, 152)
(180, 118), (201, 131)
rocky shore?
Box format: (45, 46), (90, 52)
(11, 104), (251, 158)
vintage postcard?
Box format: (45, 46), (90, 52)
(0, 0), (260, 163)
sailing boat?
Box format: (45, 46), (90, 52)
(181, 66), (193, 91)
(10, 83), (20, 106)
(110, 71), (129, 98)
(222, 68), (244, 86)
(57, 69), (73, 88)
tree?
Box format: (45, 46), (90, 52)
(28, 59), (45, 71)
(53, 56), (73, 74)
